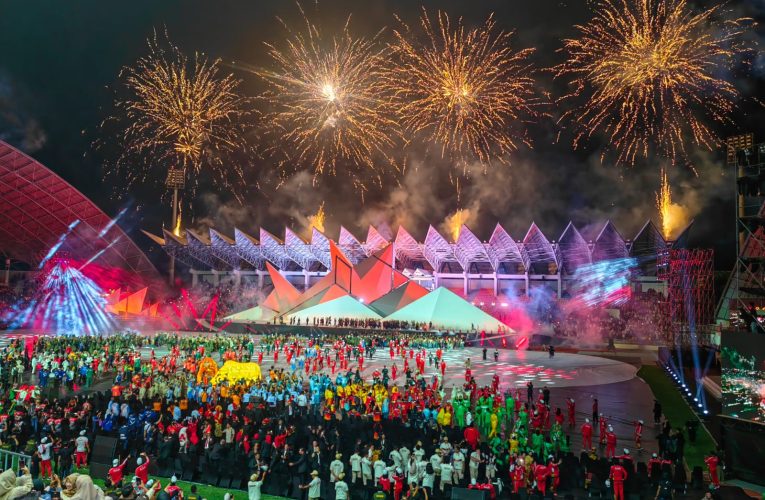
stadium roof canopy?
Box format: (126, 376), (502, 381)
(0, 140), (156, 277)
(148, 218), (686, 277)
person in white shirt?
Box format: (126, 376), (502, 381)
(486, 454), (497, 481)
(248, 470), (265, 500)
(429, 451), (442, 481)
(439, 436), (452, 453)
(361, 455), (372, 485)
(407, 455), (419, 485)
(413, 442), (425, 462)
(469, 449), (481, 482)
(399, 446), (410, 474)
(452, 449), (465, 483)
(373, 456), (387, 483)
(301, 470), (322, 500)
(439, 459), (454, 491)
(74, 430), (89, 468)
(389, 447), (402, 470)
(330, 453), (344, 483)
(349, 452), (362, 484)
(335, 473), (349, 500)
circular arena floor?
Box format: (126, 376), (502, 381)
(357, 347), (638, 390)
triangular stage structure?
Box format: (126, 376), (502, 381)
(224, 305), (277, 323)
(261, 263), (302, 313)
(284, 295), (382, 322)
(384, 287), (508, 332)
(369, 281), (430, 317)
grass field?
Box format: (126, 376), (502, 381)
(637, 364), (717, 468)
(81, 468), (288, 500)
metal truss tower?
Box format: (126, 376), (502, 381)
(716, 134), (765, 331)
(658, 248), (715, 345)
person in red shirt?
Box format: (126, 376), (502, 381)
(567, 398), (576, 427)
(548, 456), (561, 493)
(511, 460), (526, 494)
(164, 475), (182, 498)
(108, 456), (129, 487)
(605, 426), (617, 459)
(464, 424), (480, 450)
(534, 462), (549, 496)
(135, 452), (150, 485)
(581, 418), (593, 450)
(609, 460), (628, 500)
(704, 453), (720, 488)
(599, 414), (608, 445)
(647, 453), (662, 478)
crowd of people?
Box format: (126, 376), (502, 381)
(0, 329), (725, 500)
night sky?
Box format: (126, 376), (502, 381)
(1, 0), (763, 270)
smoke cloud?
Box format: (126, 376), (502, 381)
(0, 72), (46, 153)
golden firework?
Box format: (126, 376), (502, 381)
(110, 30), (250, 197)
(383, 10), (541, 167)
(555, 0), (751, 166)
(257, 10), (398, 183)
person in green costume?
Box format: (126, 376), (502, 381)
(454, 400), (467, 428)
(531, 429), (544, 457)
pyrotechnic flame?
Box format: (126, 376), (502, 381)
(383, 9), (543, 169)
(173, 205), (183, 237)
(307, 202), (326, 233)
(106, 29), (250, 200)
(443, 208), (471, 242)
(555, 0), (753, 166)
(255, 9), (399, 190)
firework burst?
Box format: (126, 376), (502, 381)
(107, 30), (250, 198)
(383, 10), (542, 167)
(256, 9), (398, 186)
(555, 0), (752, 166)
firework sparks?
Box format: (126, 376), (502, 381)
(383, 10), (542, 167)
(256, 9), (398, 185)
(555, 0), (751, 166)
(655, 168), (688, 239)
(107, 30), (250, 198)
(656, 168), (673, 238)
(307, 202), (326, 233)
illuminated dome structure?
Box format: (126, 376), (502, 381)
(0, 140), (156, 276)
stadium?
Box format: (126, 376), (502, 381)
(1, 2), (765, 499)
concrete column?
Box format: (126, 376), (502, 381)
(257, 270), (265, 289)
(493, 274), (498, 296)
(525, 274), (530, 297)
(304, 270), (310, 290)
(463, 272), (468, 296)
(557, 276), (562, 298)
(3, 258), (9, 287)
(191, 270), (199, 287)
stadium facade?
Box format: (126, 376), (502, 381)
(145, 219), (689, 297)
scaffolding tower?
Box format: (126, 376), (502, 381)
(658, 248), (715, 345)
(716, 134), (765, 331)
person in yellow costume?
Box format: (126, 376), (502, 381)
(325, 387), (335, 405)
(436, 407), (446, 426)
(489, 412), (499, 438)
(442, 405), (453, 427)
(509, 434), (520, 454)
